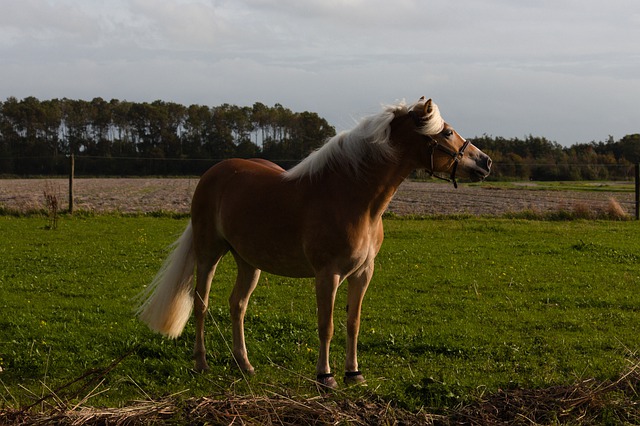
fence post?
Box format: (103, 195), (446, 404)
(635, 163), (640, 220)
(68, 154), (74, 214)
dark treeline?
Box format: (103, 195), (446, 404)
(0, 96), (638, 179)
(470, 134), (640, 181)
(0, 96), (335, 175)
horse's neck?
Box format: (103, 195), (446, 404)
(324, 158), (412, 220)
(366, 163), (412, 218)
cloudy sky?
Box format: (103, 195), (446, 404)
(1, 0), (639, 146)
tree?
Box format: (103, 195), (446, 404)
(62, 98), (91, 155)
(182, 104), (212, 158)
(289, 111), (334, 159)
(251, 102), (270, 148)
(618, 134), (640, 163)
(110, 99), (135, 156)
(89, 97), (112, 156)
(207, 104), (237, 159)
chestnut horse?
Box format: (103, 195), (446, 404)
(136, 97), (491, 389)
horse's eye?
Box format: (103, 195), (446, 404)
(443, 129), (453, 138)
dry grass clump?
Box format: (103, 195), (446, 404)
(42, 181), (61, 229)
(572, 198), (629, 220)
(451, 361), (640, 425)
(605, 197), (628, 220)
(507, 197), (630, 221)
(2, 362), (640, 425)
(0, 393), (440, 425)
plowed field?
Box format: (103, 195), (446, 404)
(0, 178), (635, 217)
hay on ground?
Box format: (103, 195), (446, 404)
(2, 362), (639, 425)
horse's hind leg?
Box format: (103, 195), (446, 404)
(193, 250), (225, 372)
(229, 255), (261, 374)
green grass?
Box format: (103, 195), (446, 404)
(477, 180), (635, 193)
(1, 215), (640, 413)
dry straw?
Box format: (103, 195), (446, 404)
(2, 361), (640, 425)
(1, 393), (440, 425)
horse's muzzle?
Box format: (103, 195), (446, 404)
(471, 154), (492, 181)
(480, 155), (492, 177)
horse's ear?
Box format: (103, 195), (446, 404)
(412, 98), (444, 133)
(412, 98), (433, 119)
(424, 99), (433, 116)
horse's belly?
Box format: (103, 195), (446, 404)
(232, 241), (315, 278)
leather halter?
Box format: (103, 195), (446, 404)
(408, 110), (470, 189)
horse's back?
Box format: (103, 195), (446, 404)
(246, 158), (286, 172)
(192, 158), (286, 206)
(192, 158), (294, 229)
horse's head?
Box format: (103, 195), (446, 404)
(396, 97), (491, 187)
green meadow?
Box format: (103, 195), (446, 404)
(1, 215), (640, 413)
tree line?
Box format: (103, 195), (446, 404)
(0, 96), (638, 180)
(0, 96), (335, 175)
(470, 134), (640, 181)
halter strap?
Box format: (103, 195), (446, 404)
(408, 111), (468, 189)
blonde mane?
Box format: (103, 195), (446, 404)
(284, 99), (443, 180)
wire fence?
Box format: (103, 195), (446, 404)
(0, 158), (638, 219)
(1, 156), (636, 180)
(0, 155), (301, 177)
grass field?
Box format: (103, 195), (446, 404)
(1, 215), (640, 419)
(476, 180), (635, 192)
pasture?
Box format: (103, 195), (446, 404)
(2, 215), (640, 422)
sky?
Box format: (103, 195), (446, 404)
(1, 0), (639, 146)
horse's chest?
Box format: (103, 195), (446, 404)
(303, 222), (382, 274)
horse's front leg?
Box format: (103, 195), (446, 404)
(315, 272), (340, 389)
(345, 264), (373, 385)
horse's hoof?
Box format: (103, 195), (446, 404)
(316, 373), (338, 391)
(194, 363), (210, 373)
(344, 371), (366, 386)
(194, 352), (210, 372)
(243, 367), (256, 376)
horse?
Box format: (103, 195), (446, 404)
(136, 97), (492, 389)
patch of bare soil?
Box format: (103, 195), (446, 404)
(392, 181), (634, 217)
(0, 178), (634, 217)
(0, 178), (197, 214)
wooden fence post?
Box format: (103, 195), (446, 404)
(68, 154), (74, 214)
(635, 163), (640, 220)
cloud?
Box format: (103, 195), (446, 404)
(127, 0), (229, 49)
(0, 0), (638, 145)
(0, 0), (96, 47)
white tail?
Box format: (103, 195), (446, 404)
(136, 222), (195, 338)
